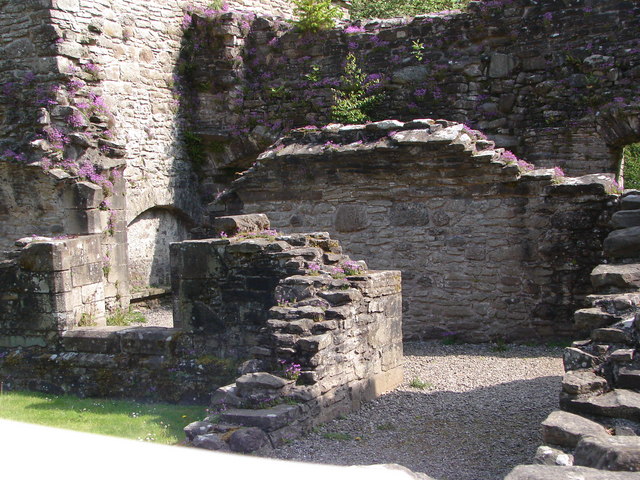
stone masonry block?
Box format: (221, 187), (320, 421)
(20, 270), (72, 294)
(212, 214), (270, 236)
(63, 209), (102, 235)
(65, 235), (102, 267)
(170, 240), (227, 279)
(71, 262), (103, 287)
(19, 242), (70, 272)
(81, 282), (104, 304)
(62, 181), (104, 210)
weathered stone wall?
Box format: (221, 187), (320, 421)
(0, 235), (108, 348)
(0, 0), (59, 151)
(0, 215), (402, 410)
(128, 207), (191, 290)
(218, 120), (615, 342)
(0, 161), (129, 310)
(186, 0), (640, 196)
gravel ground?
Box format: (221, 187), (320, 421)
(129, 303), (173, 327)
(262, 341), (565, 480)
(124, 306), (565, 479)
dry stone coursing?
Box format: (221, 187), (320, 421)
(186, 0), (640, 190)
(179, 216), (403, 451)
(216, 120), (615, 341)
(530, 192), (640, 477)
(1, 215), (402, 412)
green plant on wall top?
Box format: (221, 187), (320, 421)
(292, 0), (342, 32)
(349, 0), (470, 19)
(331, 53), (383, 124)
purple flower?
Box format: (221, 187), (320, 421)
(502, 150), (518, 162)
(414, 88), (427, 97)
(553, 166), (565, 177)
(67, 77), (86, 93)
(67, 112), (86, 128)
(2, 82), (15, 96)
(23, 71), (36, 85)
(543, 12), (553, 21)
(308, 263), (321, 272)
(181, 14), (192, 29)
(84, 63), (100, 75)
(348, 41), (359, 51)
(517, 159), (535, 172)
(46, 127), (69, 150)
(344, 25), (365, 34)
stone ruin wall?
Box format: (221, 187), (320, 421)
(186, 0), (640, 199)
(0, 215), (403, 418)
(3, 0), (639, 298)
(0, 0), (302, 293)
(219, 120), (616, 342)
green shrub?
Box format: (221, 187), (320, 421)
(349, 0), (470, 19)
(292, 0), (342, 32)
(623, 143), (640, 190)
(331, 53), (383, 124)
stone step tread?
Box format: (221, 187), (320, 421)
(585, 293), (640, 308)
(541, 410), (609, 448)
(591, 263), (640, 290)
(506, 464), (640, 479)
(620, 194), (640, 210)
(617, 367), (640, 390)
(561, 389), (640, 421)
(574, 308), (622, 331)
(611, 209), (640, 229)
(218, 404), (302, 432)
(603, 226), (640, 259)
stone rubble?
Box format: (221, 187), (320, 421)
(533, 192), (640, 476)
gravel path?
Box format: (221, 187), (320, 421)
(123, 305), (565, 479)
(263, 341), (565, 480)
(128, 303), (173, 327)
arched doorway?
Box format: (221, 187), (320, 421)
(127, 206), (192, 292)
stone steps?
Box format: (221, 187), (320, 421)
(591, 263), (640, 291)
(611, 209), (640, 229)
(620, 194), (640, 210)
(574, 307), (622, 332)
(603, 226), (640, 259)
(616, 367), (640, 390)
(585, 293), (640, 311)
(560, 389), (640, 421)
(506, 465), (640, 479)
(218, 403), (303, 432)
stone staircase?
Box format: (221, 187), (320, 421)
(531, 192), (640, 475)
(179, 216), (403, 453)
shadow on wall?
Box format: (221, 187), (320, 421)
(127, 206), (193, 290)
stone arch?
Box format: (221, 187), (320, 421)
(595, 106), (640, 181)
(127, 206), (193, 290)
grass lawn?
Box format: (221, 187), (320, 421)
(0, 390), (207, 444)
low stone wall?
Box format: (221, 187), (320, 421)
(216, 120), (615, 341)
(1, 215), (402, 413)
(0, 235), (109, 348)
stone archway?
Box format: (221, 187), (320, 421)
(595, 105), (640, 186)
(127, 206), (193, 291)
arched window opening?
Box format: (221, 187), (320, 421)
(621, 143), (640, 190)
